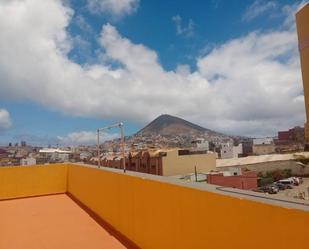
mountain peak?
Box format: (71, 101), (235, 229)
(137, 114), (212, 136)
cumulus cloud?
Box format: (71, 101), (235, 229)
(57, 131), (119, 145)
(0, 109), (12, 131)
(172, 15), (195, 37)
(86, 0), (139, 18)
(0, 0), (305, 137)
(242, 0), (277, 21)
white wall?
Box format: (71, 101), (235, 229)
(233, 144), (243, 158)
(20, 157), (36, 166)
(221, 143), (234, 159)
(221, 143), (243, 159)
(253, 138), (273, 145)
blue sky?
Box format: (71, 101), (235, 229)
(0, 0), (307, 146)
(67, 0), (287, 69)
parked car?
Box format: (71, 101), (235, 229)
(274, 182), (287, 190)
(278, 178), (294, 185)
(285, 184), (293, 189)
(259, 185), (279, 194)
(269, 185), (279, 194)
(291, 177), (300, 186)
(292, 177), (303, 185)
(257, 186), (268, 193)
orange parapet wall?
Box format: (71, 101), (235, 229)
(0, 164), (67, 200)
(67, 165), (309, 249)
(1, 163), (309, 249)
(296, 3), (309, 141)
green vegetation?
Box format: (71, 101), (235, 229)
(259, 176), (274, 187)
(258, 169), (292, 186)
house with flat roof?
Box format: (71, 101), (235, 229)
(98, 148), (216, 176)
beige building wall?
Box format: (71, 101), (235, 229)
(296, 3), (309, 140)
(162, 150), (216, 176)
(217, 160), (309, 176)
(252, 144), (275, 155)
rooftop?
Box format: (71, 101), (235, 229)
(0, 163), (308, 248)
(216, 152), (309, 167)
(0, 194), (131, 249)
(39, 148), (72, 153)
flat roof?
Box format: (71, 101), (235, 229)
(0, 194), (130, 249)
(39, 148), (72, 153)
(216, 152), (309, 167)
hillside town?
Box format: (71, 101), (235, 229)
(1, 115), (309, 201)
(0, 115), (305, 166)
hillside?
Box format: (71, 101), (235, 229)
(136, 114), (227, 138)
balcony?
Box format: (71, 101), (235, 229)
(0, 163), (308, 249)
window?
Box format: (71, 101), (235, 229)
(178, 150), (190, 156)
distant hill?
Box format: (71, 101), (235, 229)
(136, 114), (228, 138)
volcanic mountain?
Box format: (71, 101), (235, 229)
(136, 114), (228, 138)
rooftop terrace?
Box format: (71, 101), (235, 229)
(0, 194), (129, 249)
(0, 163), (308, 249)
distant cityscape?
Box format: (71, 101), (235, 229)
(1, 114), (306, 182)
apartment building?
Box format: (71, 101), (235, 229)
(99, 148), (216, 176)
(252, 138), (275, 155)
(220, 143), (243, 159)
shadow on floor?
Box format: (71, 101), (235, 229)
(67, 193), (140, 249)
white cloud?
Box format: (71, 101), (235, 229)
(57, 131), (119, 145)
(172, 15), (195, 37)
(0, 109), (12, 131)
(0, 0), (305, 137)
(86, 0), (139, 18)
(74, 15), (94, 34)
(242, 0), (277, 21)
(176, 64), (191, 76)
(242, 0), (308, 24)
(281, 1), (308, 29)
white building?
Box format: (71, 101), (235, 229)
(222, 167), (242, 176)
(253, 138), (274, 145)
(39, 148), (72, 162)
(191, 138), (209, 151)
(233, 144), (243, 158)
(220, 143), (243, 159)
(80, 152), (92, 160)
(220, 143), (233, 159)
(20, 157), (36, 166)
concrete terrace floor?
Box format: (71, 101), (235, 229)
(0, 194), (131, 249)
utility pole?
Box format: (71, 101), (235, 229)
(120, 123), (126, 173)
(97, 129), (100, 167)
(96, 122), (126, 173)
